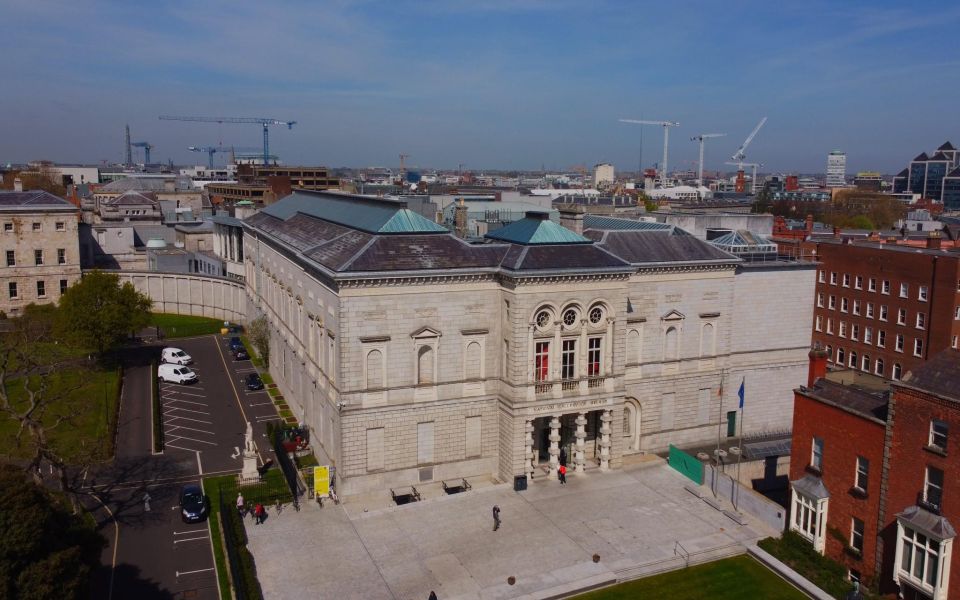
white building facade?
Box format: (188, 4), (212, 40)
(826, 150), (847, 188)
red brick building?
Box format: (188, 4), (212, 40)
(809, 239), (960, 381)
(790, 349), (960, 599)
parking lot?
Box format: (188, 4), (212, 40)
(90, 332), (285, 600)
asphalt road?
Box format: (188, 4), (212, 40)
(86, 334), (283, 600)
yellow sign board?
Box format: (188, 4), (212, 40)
(313, 465), (330, 497)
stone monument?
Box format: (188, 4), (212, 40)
(241, 421), (260, 482)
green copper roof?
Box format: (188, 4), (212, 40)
(485, 212), (592, 245)
(263, 191), (446, 234)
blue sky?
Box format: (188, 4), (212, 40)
(2, 0), (959, 174)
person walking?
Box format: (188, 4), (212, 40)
(559, 447), (567, 467)
(428, 592), (438, 600)
(492, 505), (501, 531)
(254, 503), (265, 525)
(558, 464), (567, 484)
(236, 492), (245, 517)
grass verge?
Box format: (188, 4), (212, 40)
(241, 335), (264, 368)
(203, 478), (233, 600)
(151, 313), (226, 338)
(573, 555), (807, 600)
(758, 532), (876, 599)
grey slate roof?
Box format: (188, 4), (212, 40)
(102, 190), (158, 206)
(0, 190), (75, 208)
(261, 191), (445, 234)
(792, 474), (829, 500)
(938, 141), (957, 152)
(897, 505), (956, 539)
(899, 349), (960, 402)
(801, 379), (889, 422)
(582, 214), (676, 232)
(583, 229), (739, 266)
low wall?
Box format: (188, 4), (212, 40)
(110, 270), (248, 323)
(705, 464), (786, 533)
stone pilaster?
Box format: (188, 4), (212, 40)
(548, 415), (560, 480)
(525, 419), (535, 478)
(575, 412), (587, 474)
(599, 410), (612, 471)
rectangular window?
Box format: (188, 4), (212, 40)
(956, 306), (960, 320)
(878, 330), (886, 348)
(839, 322), (847, 338)
(34, 249), (42, 266)
(897, 309), (906, 325)
(59, 279), (67, 295)
(868, 278), (877, 292)
(882, 280), (890, 295)
(953, 335), (958, 349)
(914, 338), (923, 357)
(866, 302), (874, 318)
(841, 298), (849, 313)
(57, 249), (65, 265)
(2, 223), (11, 233)
(916, 313), (925, 329)
(853, 300), (861, 315)
(851, 518), (865, 553)
(880, 305), (888, 321)
(896, 334), (904, 352)
(900, 282), (909, 298)
(815, 315), (823, 332)
(826, 318), (834, 335)
(36, 281), (44, 297)
(930, 420), (948, 452)
(851, 325), (859, 341)
(855, 276), (863, 290)
(864, 327), (872, 345)
(811, 437), (824, 470)
(587, 337), (602, 376)
(8, 282), (16, 299)
(817, 293), (824, 308)
(831, 272), (838, 285)
(899, 525), (942, 588)
(925, 466), (944, 509)
(31, 222), (40, 232)
(829, 295), (837, 310)
(918, 286), (928, 302)
(561, 339), (576, 380)
(843, 274), (851, 287)
(534, 341), (550, 382)
(55, 222), (65, 232)
(5, 250), (14, 267)
(818, 270), (825, 283)
(856, 456), (869, 491)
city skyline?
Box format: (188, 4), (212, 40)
(2, 0), (960, 173)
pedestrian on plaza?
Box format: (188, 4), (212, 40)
(428, 592), (438, 600)
(492, 505), (501, 531)
(236, 492), (245, 517)
(254, 502), (265, 525)
(559, 447), (567, 467)
(558, 464), (567, 484)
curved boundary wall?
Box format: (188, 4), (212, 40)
(109, 271), (248, 324)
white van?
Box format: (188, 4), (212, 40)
(158, 363), (198, 384)
(162, 347), (193, 365)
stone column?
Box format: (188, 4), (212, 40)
(599, 410), (612, 471)
(575, 412), (587, 474)
(525, 419), (535, 478)
(548, 415), (561, 480)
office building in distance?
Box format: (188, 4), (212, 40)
(826, 150), (847, 187)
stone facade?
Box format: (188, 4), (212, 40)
(0, 191), (82, 317)
(116, 271), (247, 323)
(242, 191), (816, 496)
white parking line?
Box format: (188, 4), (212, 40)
(176, 567), (215, 577)
(174, 536), (209, 544)
(161, 385), (206, 392)
(235, 368), (258, 373)
(248, 402), (273, 407)
(256, 416), (282, 422)
(166, 424), (215, 435)
(166, 442), (205, 452)
(164, 407), (210, 415)
(165, 390), (207, 398)
(164, 415), (213, 425)
(166, 398), (208, 407)
(174, 529), (208, 536)
(167, 434), (218, 445)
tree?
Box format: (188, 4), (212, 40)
(248, 316), (271, 368)
(0, 464), (104, 599)
(55, 271), (152, 356)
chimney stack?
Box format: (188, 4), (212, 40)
(808, 342), (829, 386)
(557, 204), (585, 235)
(805, 214), (814, 234)
(926, 230), (942, 250)
(454, 198), (468, 238)
(13, 177), (23, 192)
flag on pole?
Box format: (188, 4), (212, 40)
(738, 377), (745, 409)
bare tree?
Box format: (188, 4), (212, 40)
(249, 315), (271, 368)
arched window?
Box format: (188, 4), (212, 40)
(862, 354), (870, 372)
(418, 345), (434, 384)
(825, 345), (833, 362)
(875, 358), (884, 376)
(664, 326), (678, 360)
(893, 363), (902, 380)
(837, 347), (845, 364)
(465, 342), (482, 379)
(365, 349), (383, 389)
(849, 351), (858, 368)
(623, 405), (633, 437)
(627, 329), (641, 364)
(700, 323), (715, 357)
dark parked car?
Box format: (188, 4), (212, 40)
(179, 484), (208, 523)
(245, 373), (264, 391)
(228, 336), (244, 352)
(232, 346), (249, 360)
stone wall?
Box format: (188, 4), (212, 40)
(114, 271), (247, 323)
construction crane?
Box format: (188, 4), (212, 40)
(690, 133), (726, 188)
(725, 162), (764, 195)
(399, 153), (410, 185)
(159, 116), (296, 166)
(130, 141), (154, 164)
(125, 124), (133, 166)
(730, 117), (767, 170)
(188, 145), (261, 168)
(619, 119), (680, 187)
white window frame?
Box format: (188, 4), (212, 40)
(898, 308), (907, 325)
(900, 282), (909, 298)
(852, 324), (860, 341)
(841, 297), (849, 313)
(817, 293), (824, 308)
(855, 456), (869, 492)
(826, 318), (834, 335)
(815, 315), (823, 332)
(893, 363), (902, 380)
(880, 305), (888, 321)
(914, 338), (924, 357)
(829, 295), (837, 310)
(875, 358), (884, 376)
(831, 272), (838, 285)
(917, 312), (926, 330)
(919, 286), (928, 302)
(930, 420), (948, 452)
(878, 330), (886, 348)
(839, 321), (847, 338)
(855, 276), (863, 290)
(882, 280), (891, 295)
(864, 327), (873, 345)
(790, 488), (829, 554)
(851, 517), (865, 554)
(896, 334), (904, 353)
(868, 278), (877, 292)
(811, 437), (824, 471)
(853, 299), (861, 315)
(818, 270), (825, 283)
(894, 521), (954, 598)
(866, 302), (874, 319)
(843, 274), (851, 288)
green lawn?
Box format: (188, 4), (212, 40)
(151, 313), (226, 338)
(573, 556), (807, 600)
(0, 368), (121, 462)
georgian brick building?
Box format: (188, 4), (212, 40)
(809, 238), (960, 381)
(790, 349), (960, 599)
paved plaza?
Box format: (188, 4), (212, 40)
(246, 460), (777, 600)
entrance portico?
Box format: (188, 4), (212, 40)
(524, 403), (616, 480)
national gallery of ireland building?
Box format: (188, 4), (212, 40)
(242, 191), (815, 496)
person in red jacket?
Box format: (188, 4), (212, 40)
(558, 464), (567, 484)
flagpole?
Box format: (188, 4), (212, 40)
(735, 375), (745, 512)
(714, 369), (724, 498)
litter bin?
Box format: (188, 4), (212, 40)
(513, 474), (527, 492)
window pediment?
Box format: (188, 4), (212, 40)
(411, 326), (441, 339)
(661, 309), (685, 322)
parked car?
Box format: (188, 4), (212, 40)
(228, 336), (244, 352)
(232, 346), (249, 361)
(158, 363), (198, 384)
(245, 373), (264, 391)
(179, 484), (208, 523)
(161, 347), (192, 365)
